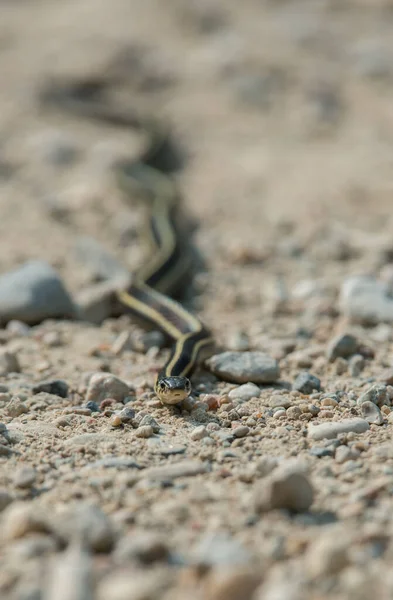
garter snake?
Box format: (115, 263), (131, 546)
(39, 77), (214, 404)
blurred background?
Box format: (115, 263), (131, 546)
(1, 0), (393, 327)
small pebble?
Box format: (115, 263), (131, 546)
(340, 275), (393, 325)
(360, 400), (384, 425)
(286, 406), (301, 420)
(0, 349), (20, 375)
(51, 503), (114, 552)
(118, 406), (135, 423)
(14, 466), (37, 489)
(270, 395), (291, 409)
(139, 414), (160, 433)
(293, 372), (321, 394)
(0, 489), (13, 512)
(135, 425), (154, 438)
(7, 397), (28, 418)
(254, 460), (313, 513)
(110, 414), (123, 428)
(349, 354), (365, 377)
(233, 425), (249, 438)
(86, 373), (132, 404)
(326, 333), (358, 361)
(335, 446), (353, 464)
(357, 384), (389, 407)
(191, 425), (208, 441)
(228, 382), (261, 401)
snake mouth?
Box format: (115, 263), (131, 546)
(155, 375), (191, 405)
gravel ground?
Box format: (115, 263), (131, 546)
(2, 1), (393, 599)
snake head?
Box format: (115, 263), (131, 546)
(155, 376), (192, 405)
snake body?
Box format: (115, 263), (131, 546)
(39, 79), (213, 404)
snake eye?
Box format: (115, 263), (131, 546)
(158, 381), (167, 392)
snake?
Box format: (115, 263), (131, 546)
(38, 77), (214, 405)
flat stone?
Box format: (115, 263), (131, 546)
(85, 456), (141, 470)
(308, 418), (369, 440)
(0, 260), (75, 325)
(142, 460), (207, 481)
(207, 351), (280, 384)
(340, 275), (393, 325)
(65, 433), (117, 447)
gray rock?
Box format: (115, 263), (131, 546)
(0, 261), (75, 324)
(51, 503), (114, 552)
(135, 425), (154, 438)
(293, 372), (321, 394)
(32, 379), (69, 398)
(360, 401), (384, 425)
(190, 425), (208, 441)
(85, 373), (132, 405)
(0, 489), (13, 511)
(306, 529), (350, 577)
(65, 433), (118, 447)
(6, 397), (28, 418)
(335, 446), (354, 464)
(326, 333), (358, 361)
(74, 236), (129, 282)
(142, 460), (207, 481)
(308, 446), (335, 458)
(138, 414), (160, 433)
(233, 425), (249, 438)
(43, 541), (93, 600)
(308, 418), (369, 440)
(84, 456), (140, 470)
(357, 384), (389, 407)
(270, 395), (291, 409)
(192, 532), (252, 567)
(115, 531), (169, 564)
(0, 349), (20, 375)
(207, 351), (280, 384)
(228, 382), (261, 401)
(349, 354), (365, 377)
(254, 461), (313, 513)
(2, 502), (51, 540)
(75, 276), (130, 324)
(340, 275), (393, 325)
(14, 466), (37, 489)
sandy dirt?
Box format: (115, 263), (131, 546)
(2, 1), (393, 599)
